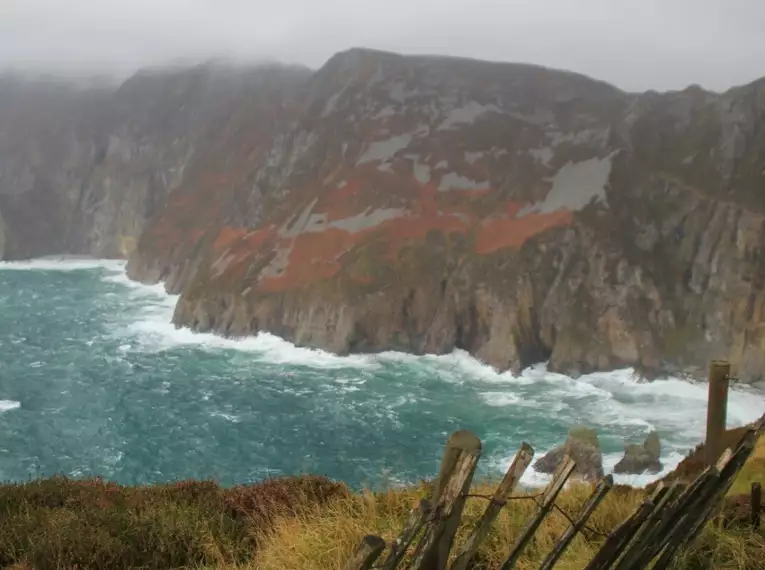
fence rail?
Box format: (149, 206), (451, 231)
(344, 380), (764, 570)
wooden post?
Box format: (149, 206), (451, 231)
(537, 475), (614, 570)
(635, 447), (737, 570)
(705, 360), (731, 466)
(410, 430), (482, 570)
(449, 442), (535, 570)
(612, 480), (688, 570)
(499, 455), (577, 570)
(584, 483), (668, 570)
(752, 483), (761, 529)
(380, 498), (431, 570)
(345, 535), (386, 570)
(678, 436), (758, 549)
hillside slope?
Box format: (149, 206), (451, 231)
(131, 49), (765, 380)
(3, 49), (765, 380)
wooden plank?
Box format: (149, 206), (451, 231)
(449, 442), (535, 570)
(379, 498), (431, 570)
(610, 480), (687, 570)
(630, 447), (737, 570)
(498, 455), (577, 570)
(705, 360), (731, 466)
(752, 483), (761, 529)
(583, 484), (668, 570)
(410, 431), (482, 570)
(537, 474), (614, 570)
(345, 535), (386, 570)
(654, 436), (758, 567)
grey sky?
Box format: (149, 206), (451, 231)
(1, 0), (764, 92)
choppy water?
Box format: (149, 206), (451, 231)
(0, 258), (763, 489)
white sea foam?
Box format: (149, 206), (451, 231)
(0, 257), (125, 272)
(105, 271), (380, 369)
(210, 411), (242, 423)
(92, 260), (765, 487)
(0, 400), (21, 412)
(477, 361), (765, 488)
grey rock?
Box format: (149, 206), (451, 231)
(614, 431), (663, 475)
(534, 426), (604, 482)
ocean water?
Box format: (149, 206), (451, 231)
(0, 258), (763, 489)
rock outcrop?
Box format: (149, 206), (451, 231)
(534, 426), (604, 482)
(5, 48), (765, 380)
(614, 432), (663, 475)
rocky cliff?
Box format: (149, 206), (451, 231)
(0, 63), (310, 260)
(5, 48), (765, 382)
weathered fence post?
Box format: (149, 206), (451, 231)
(379, 498), (431, 570)
(449, 442), (535, 570)
(705, 360), (731, 466)
(537, 475), (614, 570)
(611, 479), (688, 570)
(752, 483), (761, 529)
(345, 535), (386, 570)
(583, 483), (668, 570)
(499, 455), (577, 570)
(410, 430), (482, 570)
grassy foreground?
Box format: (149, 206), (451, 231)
(1, 438), (763, 570)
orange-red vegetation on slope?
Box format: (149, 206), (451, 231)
(213, 225), (276, 254)
(475, 209), (573, 254)
(203, 169), (577, 293)
(258, 229), (364, 292)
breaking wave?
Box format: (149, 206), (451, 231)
(1, 257), (763, 488)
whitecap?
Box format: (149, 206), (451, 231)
(0, 400), (20, 413)
(0, 257), (125, 272)
(479, 392), (522, 407)
(210, 411), (242, 423)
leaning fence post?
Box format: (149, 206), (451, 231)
(410, 430), (482, 570)
(752, 483), (761, 529)
(379, 498), (431, 570)
(449, 442), (535, 570)
(345, 535), (386, 570)
(705, 360), (731, 466)
(499, 455), (577, 570)
(583, 483), (668, 570)
(537, 475), (614, 570)
(611, 479), (688, 570)
(635, 447), (737, 570)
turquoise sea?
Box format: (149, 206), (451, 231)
(1, 258), (763, 488)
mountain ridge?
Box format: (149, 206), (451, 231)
(3, 48), (765, 381)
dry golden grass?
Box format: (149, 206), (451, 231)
(0, 437), (761, 568)
(246, 437), (765, 570)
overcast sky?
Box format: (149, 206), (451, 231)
(1, 0), (764, 92)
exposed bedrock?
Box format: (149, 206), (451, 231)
(4, 48), (765, 380)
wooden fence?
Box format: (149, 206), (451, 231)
(345, 417), (764, 570)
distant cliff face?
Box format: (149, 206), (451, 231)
(5, 49), (765, 382)
(0, 64), (310, 260)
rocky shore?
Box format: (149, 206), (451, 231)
(3, 49), (765, 381)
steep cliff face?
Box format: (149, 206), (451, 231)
(124, 49), (765, 381)
(0, 63), (310, 260)
(6, 48), (765, 381)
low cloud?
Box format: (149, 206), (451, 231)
(1, 0), (764, 91)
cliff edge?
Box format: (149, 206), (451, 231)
(3, 49), (765, 381)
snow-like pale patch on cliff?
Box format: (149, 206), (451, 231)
(437, 172), (491, 192)
(356, 133), (413, 165)
(437, 101), (501, 130)
(518, 153), (613, 216)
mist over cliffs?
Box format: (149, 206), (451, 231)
(3, 48), (765, 382)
